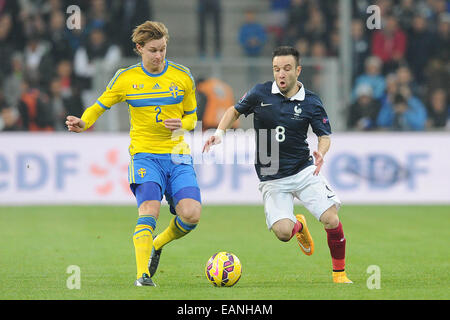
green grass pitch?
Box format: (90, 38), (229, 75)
(0, 205), (448, 300)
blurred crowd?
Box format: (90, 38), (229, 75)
(347, 0), (450, 131)
(265, 0), (449, 131)
(0, 0), (448, 132)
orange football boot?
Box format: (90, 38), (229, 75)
(295, 214), (314, 256)
(332, 271), (353, 284)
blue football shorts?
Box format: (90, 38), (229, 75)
(129, 153), (201, 213)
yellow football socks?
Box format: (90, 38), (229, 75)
(133, 215), (157, 279)
(153, 216), (197, 251)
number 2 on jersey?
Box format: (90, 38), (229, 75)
(155, 106), (162, 123)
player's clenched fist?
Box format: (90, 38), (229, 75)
(66, 115), (86, 133)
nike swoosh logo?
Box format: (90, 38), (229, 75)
(298, 241), (311, 253)
(213, 257), (219, 276)
(260, 102), (272, 107)
(327, 195), (335, 199)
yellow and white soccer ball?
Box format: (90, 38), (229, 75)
(205, 252), (242, 287)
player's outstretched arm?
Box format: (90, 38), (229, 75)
(203, 106), (240, 153)
(66, 116), (86, 133)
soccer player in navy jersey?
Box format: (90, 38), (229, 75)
(203, 46), (352, 283)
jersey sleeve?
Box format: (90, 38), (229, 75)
(234, 85), (259, 116)
(310, 97), (332, 136)
(181, 72), (198, 131)
(182, 72), (197, 115)
(95, 69), (127, 110)
(80, 69), (127, 130)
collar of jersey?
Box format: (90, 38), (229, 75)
(140, 60), (168, 77)
(271, 81), (305, 101)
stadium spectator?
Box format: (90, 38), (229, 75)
(35, 10), (74, 88)
(0, 89), (6, 109)
(197, 0), (222, 58)
(393, 0), (416, 32)
(238, 9), (268, 84)
(266, 0), (291, 45)
(0, 0), (20, 18)
(23, 34), (49, 83)
(86, 0), (112, 32)
(395, 64), (421, 99)
(48, 77), (84, 131)
(20, 11), (47, 41)
(423, 59), (450, 96)
(303, 5), (328, 44)
(64, 10), (89, 53)
(17, 78), (55, 131)
(0, 106), (22, 131)
(40, 0), (65, 23)
(310, 41), (327, 58)
(352, 0), (373, 19)
(73, 27), (121, 105)
(381, 72), (399, 105)
(111, 0), (152, 57)
(376, 87), (427, 131)
(376, 0), (394, 17)
(294, 37), (310, 57)
(46, 10), (73, 62)
(0, 13), (15, 84)
(431, 13), (450, 63)
(238, 10), (267, 57)
(327, 29), (340, 57)
(2, 52), (25, 109)
(351, 18), (370, 81)
(55, 59), (81, 99)
(196, 77), (238, 130)
(429, 0), (449, 20)
(347, 84), (381, 131)
(426, 88), (449, 129)
(285, 0), (309, 45)
(406, 14), (435, 85)
(352, 56), (386, 102)
(371, 14), (407, 74)
(309, 41), (328, 92)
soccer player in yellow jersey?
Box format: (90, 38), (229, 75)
(66, 21), (202, 287)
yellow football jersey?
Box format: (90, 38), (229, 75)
(81, 60), (197, 155)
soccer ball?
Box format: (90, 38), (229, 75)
(205, 252), (242, 287)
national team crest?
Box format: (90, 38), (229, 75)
(291, 104), (303, 121)
(137, 168), (146, 178)
(169, 82), (179, 98)
(132, 84), (144, 90)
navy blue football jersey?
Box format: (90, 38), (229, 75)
(234, 81), (332, 181)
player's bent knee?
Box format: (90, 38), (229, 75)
(176, 199), (201, 224)
(271, 219), (294, 242)
(320, 206), (340, 229)
(138, 200), (161, 218)
(275, 231), (292, 242)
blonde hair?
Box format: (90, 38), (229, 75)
(131, 21), (169, 55)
